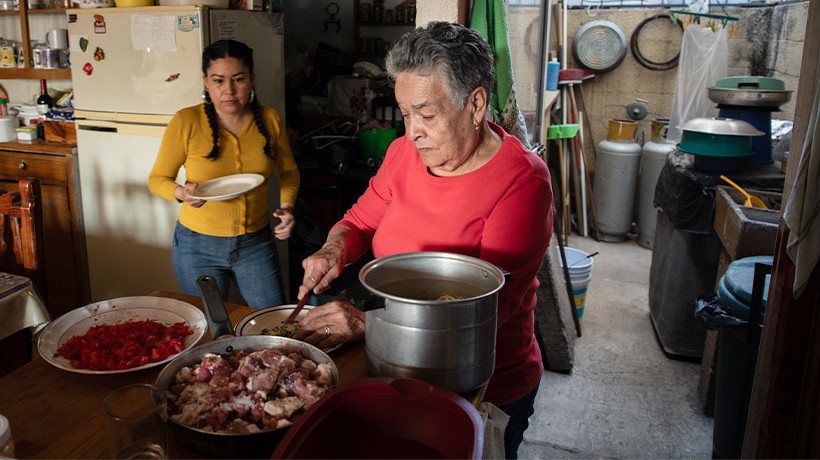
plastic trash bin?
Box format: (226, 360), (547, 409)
(696, 255), (772, 459)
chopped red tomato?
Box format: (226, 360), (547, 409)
(54, 320), (194, 371)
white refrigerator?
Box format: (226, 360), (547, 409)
(67, 6), (285, 301)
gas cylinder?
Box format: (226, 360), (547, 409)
(593, 119), (642, 241)
(638, 119), (676, 249)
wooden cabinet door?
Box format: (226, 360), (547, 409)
(0, 148), (89, 318)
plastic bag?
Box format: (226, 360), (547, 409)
(667, 26), (728, 143)
(695, 293), (747, 329)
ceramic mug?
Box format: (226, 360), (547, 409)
(0, 45), (15, 68)
(32, 47), (61, 69)
(46, 29), (68, 50)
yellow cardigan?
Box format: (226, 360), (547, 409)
(148, 103), (300, 237)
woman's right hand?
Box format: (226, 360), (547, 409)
(174, 183), (206, 208)
(298, 239), (347, 299)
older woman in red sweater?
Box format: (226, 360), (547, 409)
(294, 22), (553, 458)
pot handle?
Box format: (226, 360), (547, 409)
(339, 283), (386, 312)
(197, 275), (234, 340)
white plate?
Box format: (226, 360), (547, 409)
(37, 296), (208, 375)
(235, 304), (341, 353)
(188, 173), (265, 201)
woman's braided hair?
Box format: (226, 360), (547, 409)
(202, 39), (273, 160)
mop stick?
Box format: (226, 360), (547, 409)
(568, 84), (583, 236)
(577, 111), (588, 237)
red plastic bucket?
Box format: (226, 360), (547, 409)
(271, 377), (484, 459)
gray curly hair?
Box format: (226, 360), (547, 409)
(385, 21), (495, 110)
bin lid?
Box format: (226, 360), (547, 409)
(717, 255), (773, 321)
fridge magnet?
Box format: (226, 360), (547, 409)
(165, 73), (180, 82)
(79, 37), (89, 53)
(177, 14), (200, 33)
(67, 13), (77, 24)
(82, 62), (93, 76)
(93, 47), (105, 62)
(94, 14), (106, 34)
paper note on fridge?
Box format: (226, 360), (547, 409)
(131, 15), (177, 52)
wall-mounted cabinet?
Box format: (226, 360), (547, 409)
(353, 0), (414, 58)
(0, 5), (70, 80)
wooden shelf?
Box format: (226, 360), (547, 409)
(0, 68), (71, 79)
(0, 7), (65, 14)
(0, 5), (71, 80)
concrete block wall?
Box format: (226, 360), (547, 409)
(508, 2), (809, 173)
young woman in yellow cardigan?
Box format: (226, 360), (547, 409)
(148, 39), (299, 308)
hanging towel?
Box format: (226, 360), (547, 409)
(470, 0), (531, 148)
(783, 50), (820, 299)
(479, 401), (509, 460)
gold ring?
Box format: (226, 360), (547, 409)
(309, 276), (316, 282)
(324, 325), (331, 336)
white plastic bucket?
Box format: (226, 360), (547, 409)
(0, 117), (16, 142)
(558, 247), (594, 318)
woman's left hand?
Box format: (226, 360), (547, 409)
(272, 207), (295, 240)
(294, 300), (365, 350)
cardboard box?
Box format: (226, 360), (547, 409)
(43, 120), (77, 144)
(713, 185), (780, 261)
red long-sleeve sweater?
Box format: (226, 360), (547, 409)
(336, 122), (554, 405)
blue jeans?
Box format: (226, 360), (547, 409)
(499, 385), (539, 459)
(172, 222), (285, 309)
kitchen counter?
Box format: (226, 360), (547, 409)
(0, 139), (76, 155)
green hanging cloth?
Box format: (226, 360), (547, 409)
(470, 0), (531, 148)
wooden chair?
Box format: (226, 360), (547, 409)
(0, 178), (46, 376)
(0, 178), (46, 288)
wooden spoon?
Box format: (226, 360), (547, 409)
(720, 175), (769, 209)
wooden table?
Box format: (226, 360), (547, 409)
(0, 290), (368, 459)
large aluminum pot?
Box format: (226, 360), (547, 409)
(155, 276), (339, 458)
(345, 252), (505, 394)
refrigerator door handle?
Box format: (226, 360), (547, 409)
(77, 124), (118, 134)
(76, 119), (166, 137)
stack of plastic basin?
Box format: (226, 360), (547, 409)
(557, 247), (594, 318)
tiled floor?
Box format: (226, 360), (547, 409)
(518, 236), (714, 459)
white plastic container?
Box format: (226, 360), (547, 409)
(0, 414), (14, 458)
(72, 0), (114, 8)
(0, 117), (17, 142)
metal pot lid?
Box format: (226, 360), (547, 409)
(572, 20), (628, 73)
(715, 76), (785, 91)
(680, 117), (765, 136)
(707, 87), (792, 108)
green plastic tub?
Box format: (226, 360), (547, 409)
(547, 124), (580, 139)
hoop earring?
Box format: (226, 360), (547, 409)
(249, 89), (256, 104)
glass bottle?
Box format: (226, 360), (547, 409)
(36, 79), (53, 115)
